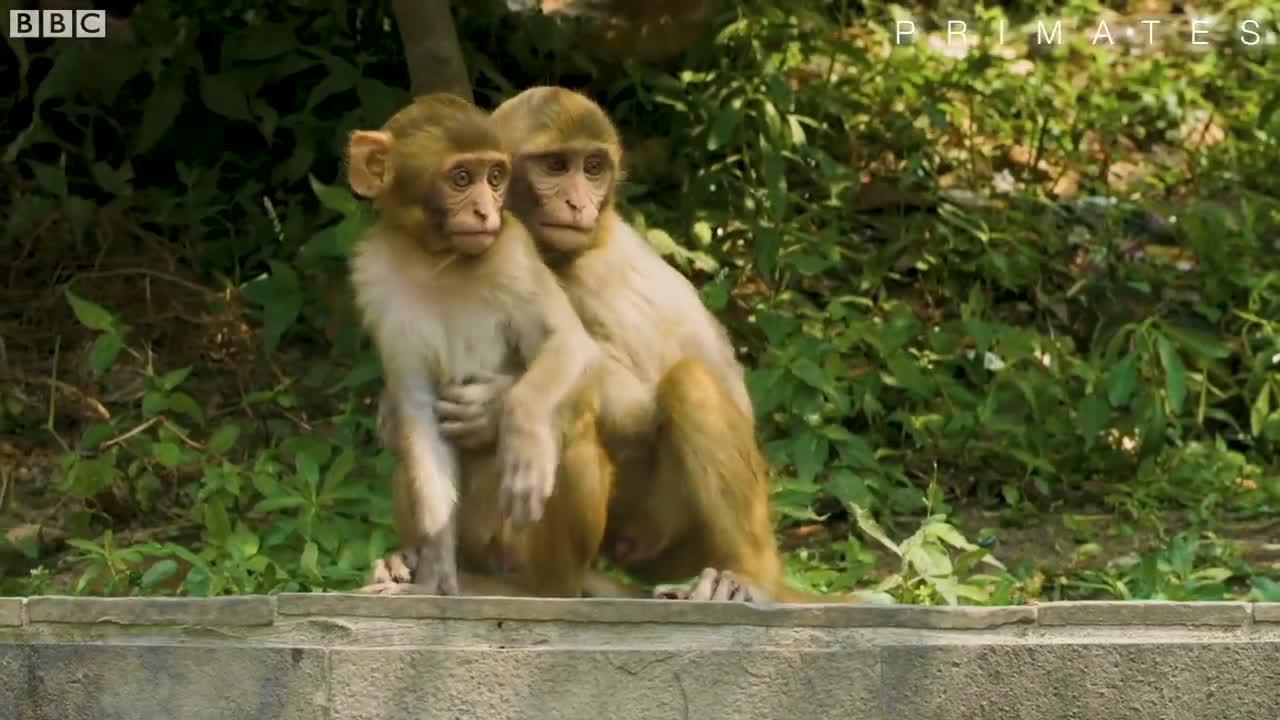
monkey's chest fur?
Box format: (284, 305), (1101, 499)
(352, 238), (529, 384)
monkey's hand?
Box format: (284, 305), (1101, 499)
(653, 567), (764, 603)
(436, 371), (515, 449)
(496, 418), (558, 527)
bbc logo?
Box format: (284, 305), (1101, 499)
(9, 9), (106, 38)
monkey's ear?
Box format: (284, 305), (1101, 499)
(347, 130), (394, 198)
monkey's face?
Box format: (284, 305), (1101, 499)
(429, 152), (510, 255)
(512, 146), (613, 253)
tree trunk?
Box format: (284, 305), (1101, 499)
(390, 0), (472, 101)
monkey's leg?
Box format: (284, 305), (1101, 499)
(615, 358), (786, 597)
(512, 405), (616, 597)
(361, 462), (460, 595)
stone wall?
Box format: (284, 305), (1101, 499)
(2, 595), (1278, 719)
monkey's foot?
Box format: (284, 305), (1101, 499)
(653, 567), (762, 602)
(357, 580), (419, 595)
(369, 551), (416, 585)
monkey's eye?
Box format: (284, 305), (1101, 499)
(583, 154), (606, 177)
(544, 154), (570, 174)
(450, 167), (472, 188)
(486, 165), (506, 187)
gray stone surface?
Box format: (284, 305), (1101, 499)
(26, 595), (275, 626)
(1253, 602), (1280, 623)
(4, 595), (1280, 719)
(0, 642), (326, 720)
(1037, 600), (1250, 627)
(0, 598), (22, 626)
(328, 647), (881, 720)
(882, 641), (1280, 719)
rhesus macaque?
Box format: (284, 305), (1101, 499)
(347, 94), (612, 597)
(429, 86), (852, 603)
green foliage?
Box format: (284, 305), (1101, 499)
(4, 0), (1280, 600)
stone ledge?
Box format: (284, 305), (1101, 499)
(278, 593), (1035, 629)
(3, 596), (1279, 720)
(1036, 600), (1250, 627)
(25, 595), (276, 626)
(5, 596), (1270, 629)
(0, 598), (23, 626)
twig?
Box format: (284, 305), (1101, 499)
(161, 417), (206, 451)
(78, 268), (218, 297)
(1, 372), (111, 419)
(44, 335), (70, 452)
(98, 416), (161, 450)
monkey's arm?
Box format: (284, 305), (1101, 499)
(497, 266), (604, 525)
(507, 268), (604, 420)
(382, 352), (460, 539)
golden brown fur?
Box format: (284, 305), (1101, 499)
(471, 87), (840, 603)
(348, 94), (612, 597)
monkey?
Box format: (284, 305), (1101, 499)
(346, 93), (612, 598)
(423, 86), (856, 604)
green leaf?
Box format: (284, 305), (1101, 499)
(1251, 384), (1272, 438)
(167, 392), (204, 425)
(136, 69), (187, 154)
(142, 391), (169, 417)
(29, 159), (67, 196)
(309, 174), (363, 217)
(151, 442), (181, 468)
(323, 448), (357, 495)
(338, 358), (383, 389)
(885, 352), (930, 396)
(707, 105), (740, 151)
(65, 290), (115, 332)
(827, 469), (873, 508)
(88, 333), (124, 375)
(1156, 335), (1187, 413)
(301, 541), (321, 580)
(1161, 323), (1231, 360)
(90, 161), (133, 196)
(1078, 393), (1110, 450)
(201, 74), (252, 121)
(789, 357), (830, 392)
(139, 559), (178, 589)
(204, 502), (232, 544)
(296, 451), (321, 492)
(789, 429), (828, 483)
(851, 504), (900, 556)
(208, 424), (241, 454)
(223, 24), (296, 62)
(159, 366), (193, 391)
(1106, 353), (1138, 407)
(254, 496), (308, 513)
(240, 261), (302, 352)
(925, 522), (978, 551)
(34, 43), (82, 107)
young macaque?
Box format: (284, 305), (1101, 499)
(425, 86), (854, 603)
(347, 93), (608, 596)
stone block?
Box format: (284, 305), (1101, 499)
(1037, 601), (1248, 627)
(882, 640), (1280, 719)
(328, 646), (883, 720)
(0, 598), (23, 626)
(0, 642), (326, 720)
(26, 595), (276, 626)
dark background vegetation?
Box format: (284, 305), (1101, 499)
(2, 0), (1279, 604)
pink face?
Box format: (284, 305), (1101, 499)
(515, 146), (613, 252)
(439, 154), (510, 255)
